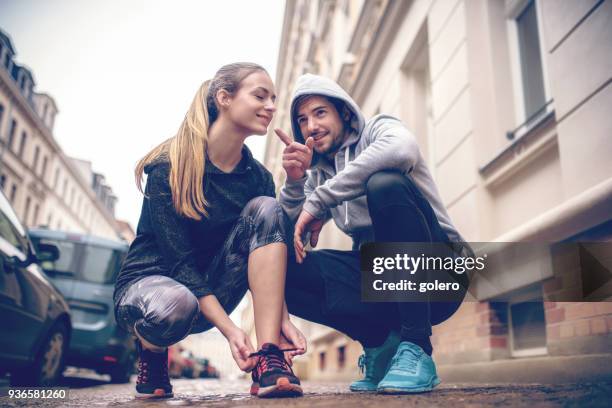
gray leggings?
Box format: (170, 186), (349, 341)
(115, 196), (288, 347)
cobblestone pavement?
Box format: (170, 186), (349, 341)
(1, 372), (611, 407)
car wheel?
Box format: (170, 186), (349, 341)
(11, 323), (68, 386)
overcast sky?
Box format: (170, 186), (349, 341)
(0, 0), (285, 228)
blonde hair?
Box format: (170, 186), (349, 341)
(135, 62), (267, 220)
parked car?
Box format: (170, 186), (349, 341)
(168, 345), (188, 379)
(180, 350), (203, 379)
(0, 191), (70, 386)
(29, 228), (134, 383)
(195, 357), (220, 379)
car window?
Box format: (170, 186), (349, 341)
(0, 208), (27, 254)
(81, 245), (122, 284)
(32, 238), (79, 276)
(29, 234), (127, 284)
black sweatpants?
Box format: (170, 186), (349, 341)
(285, 171), (467, 354)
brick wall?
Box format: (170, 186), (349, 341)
(544, 243), (612, 355)
(433, 298), (612, 365)
(545, 302), (612, 355)
(432, 301), (510, 364)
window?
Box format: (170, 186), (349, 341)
(0, 204), (28, 253)
(47, 213), (52, 227)
(319, 352), (326, 371)
(41, 156), (48, 178)
(337, 345), (346, 369)
(30, 238), (125, 284)
(516, 1), (546, 119)
(33, 239), (77, 277)
(0, 103), (4, 130)
(7, 119), (16, 150)
(32, 204), (39, 226)
(18, 131), (27, 158)
(54, 168), (60, 189)
(9, 183), (17, 204)
(81, 246), (123, 284)
(23, 196), (31, 225)
(62, 179), (67, 196)
(509, 299), (547, 356)
(400, 24), (434, 167)
(508, 0), (551, 130)
(32, 146), (40, 172)
(0, 174), (5, 191)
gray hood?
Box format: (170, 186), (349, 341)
(290, 73), (366, 166)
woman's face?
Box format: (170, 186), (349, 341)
(224, 71), (277, 136)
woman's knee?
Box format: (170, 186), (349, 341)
(242, 196), (281, 219)
(242, 196), (289, 244)
(136, 282), (199, 347)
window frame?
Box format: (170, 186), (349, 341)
(506, 0), (553, 131)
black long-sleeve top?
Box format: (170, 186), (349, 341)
(113, 146), (276, 304)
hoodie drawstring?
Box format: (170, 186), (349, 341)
(344, 146), (350, 227)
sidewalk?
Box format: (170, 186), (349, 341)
(2, 377), (611, 407)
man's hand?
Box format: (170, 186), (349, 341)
(294, 209), (324, 263)
(225, 327), (257, 372)
(276, 128), (314, 182)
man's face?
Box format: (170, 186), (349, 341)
(296, 95), (346, 157)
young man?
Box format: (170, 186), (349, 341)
(277, 73), (469, 394)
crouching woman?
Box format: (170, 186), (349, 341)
(113, 63), (305, 399)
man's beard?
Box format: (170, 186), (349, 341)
(322, 132), (346, 160)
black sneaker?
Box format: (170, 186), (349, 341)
(134, 340), (173, 399)
(250, 369), (260, 396)
(249, 343), (302, 398)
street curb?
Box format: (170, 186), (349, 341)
(438, 353), (612, 384)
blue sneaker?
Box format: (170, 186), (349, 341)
(349, 331), (400, 392)
(377, 341), (441, 394)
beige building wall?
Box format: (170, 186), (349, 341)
(259, 0), (612, 381)
(0, 29), (122, 241)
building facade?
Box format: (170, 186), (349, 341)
(253, 0), (612, 381)
(0, 28), (123, 240)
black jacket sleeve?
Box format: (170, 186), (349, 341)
(145, 163), (212, 298)
(263, 169), (277, 198)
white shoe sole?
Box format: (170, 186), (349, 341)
(257, 377), (303, 398)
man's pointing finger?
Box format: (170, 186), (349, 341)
(275, 128), (292, 146)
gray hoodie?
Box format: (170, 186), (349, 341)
(279, 73), (464, 248)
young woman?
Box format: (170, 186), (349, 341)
(113, 62), (306, 399)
